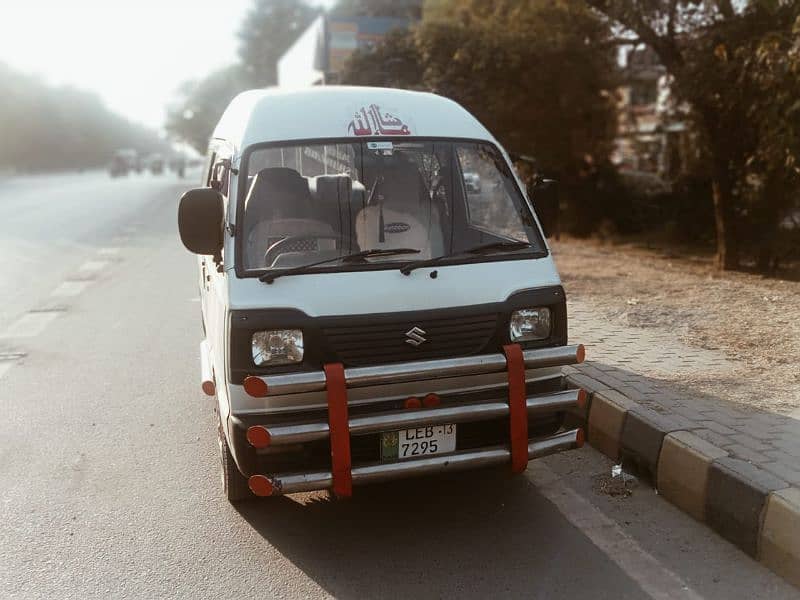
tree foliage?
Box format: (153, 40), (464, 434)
(586, 0), (800, 270)
(165, 66), (249, 154)
(167, 0), (423, 154)
(342, 0), (619, 180)
(339, 29), (424, 89)
(168, 0), (318, 153)
(330, 0), (423, 19)
(238, 0), (321, 87)
(0, 63), (165, 172)
(734, 10), (800, 269)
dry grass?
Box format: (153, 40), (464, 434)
(551, 237), (800, 414)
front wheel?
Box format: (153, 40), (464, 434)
(218, 423), (252, 503)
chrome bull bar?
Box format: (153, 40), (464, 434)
(249, 428), (584, 496)
(243, 344), (585, 398)
(246, 388), (586, 448)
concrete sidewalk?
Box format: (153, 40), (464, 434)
(565, 299), (800, 588)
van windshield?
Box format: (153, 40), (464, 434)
(239, 140), (545, 273)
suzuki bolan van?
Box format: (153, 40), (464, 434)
(178, 86), (586, 502)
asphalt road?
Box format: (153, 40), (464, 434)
(0, 172), (797, 599)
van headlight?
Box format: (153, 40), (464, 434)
(252, 330), (304, 366)
(509, 308), (551, 342)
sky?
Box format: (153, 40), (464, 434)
(0, 0), (331, 130)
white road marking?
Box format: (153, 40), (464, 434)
(526, 462), (704, 600)
(79, 260), (109, 273)
(97, 247), (120, 256)
(51, 280), (92, 297)
(0, 362), (13, 380)
(0, 311), (61, 339)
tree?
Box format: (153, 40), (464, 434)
(0, 62), (165, 171)
(167, 0), (319, 152)
(166, 66), (248, 154)
(737, 11), (800, 270)
(585, 0), (800, 270)
(339, 29), (424, 89)
(341, 0), (619, 182)
(330, 0), (422, 19)
(238, 0), (320, 87)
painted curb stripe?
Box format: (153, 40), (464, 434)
(656, 431), (728, 523)
(760, 487), (800, 587)
(0, 311), (61, 339)
(78, 260), (109, 273)
(0, 362), (13, 380)
(51, 280), (92, 297)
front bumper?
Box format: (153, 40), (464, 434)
(230, 344), (586, 496)
(252, 429), (583, 495)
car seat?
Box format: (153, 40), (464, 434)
(354, 159), (444, 258)
(243, 167), (336, 267)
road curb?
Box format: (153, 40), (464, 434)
(620, 407), (685, 482)
(565, 369), (800, 589)
(706, 456), (787, 557)
(657, 431), (728, 522)
(760, 487), (800, 587)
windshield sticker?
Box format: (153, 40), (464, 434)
(348, 104), (411, 136)
(367, 141), (394, 151)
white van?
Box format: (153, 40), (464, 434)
(178, 86), (586, 502)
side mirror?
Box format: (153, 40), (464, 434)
(531, 178), (559, 238)
(178, 188), (224, 255)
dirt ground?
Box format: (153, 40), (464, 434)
(551, 237), (800, 414)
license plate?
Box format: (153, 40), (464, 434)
(381, 424), (456, 461)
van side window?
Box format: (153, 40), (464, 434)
(456, 145), (529, 241)
(203, 152), (217, 187)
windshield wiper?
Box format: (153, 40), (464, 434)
(260, 248), (421, 284)
(399, 240), (532, 275)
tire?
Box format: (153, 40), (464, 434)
(218, 423), (252, 503)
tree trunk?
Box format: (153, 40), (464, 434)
(754, 175), (786, 274)
(711, 157), (739, 270)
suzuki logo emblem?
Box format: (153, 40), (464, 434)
(405, 326), (427, 347)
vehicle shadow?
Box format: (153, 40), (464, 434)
(234, 466), (637, 599)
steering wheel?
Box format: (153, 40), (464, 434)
(264, 234), (359, 267)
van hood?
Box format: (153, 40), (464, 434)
(226, 256), (561, 316)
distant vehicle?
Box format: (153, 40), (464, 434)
(169, 156), (187, 179)
(108, 149), (136, 178)
(149, 154), (165, 175)
(178, 86), (584, 504)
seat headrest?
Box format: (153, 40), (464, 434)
(245, 167), (312, 220)
(247, 168), (309, 203)
(313, 174), (353, 198)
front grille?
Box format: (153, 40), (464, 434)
(323, 313), (499, 367)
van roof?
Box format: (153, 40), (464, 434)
(212, 86), (496, 151)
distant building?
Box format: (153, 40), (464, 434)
(612, 47), (690, 182)
(278, 15), (410, 88)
